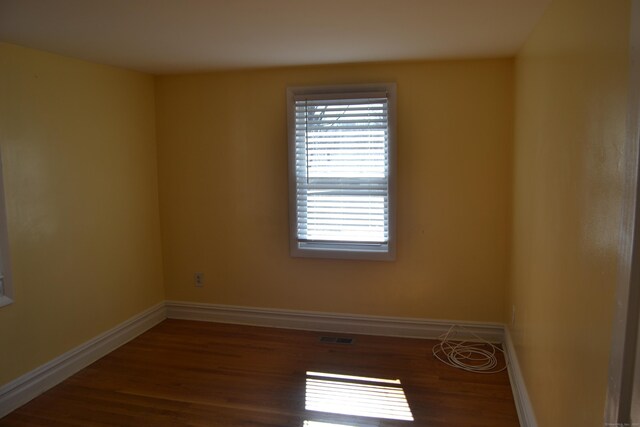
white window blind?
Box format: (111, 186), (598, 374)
(287, 84), (396, 260)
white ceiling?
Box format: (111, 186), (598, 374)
(0, 0), (551, 74)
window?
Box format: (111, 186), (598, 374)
(287, 84), (396, 260)
(0, 151), (12, 308)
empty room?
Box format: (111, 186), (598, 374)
(0, 0), (638, 426)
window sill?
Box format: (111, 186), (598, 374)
(292, 245), (396, 261)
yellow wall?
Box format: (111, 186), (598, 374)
(509, 0), (630, 425)
(0, 43), (165, 385)
(2, 2), (632, 421)
(1, 1), (633, 420)
(156, 59), (513, 322)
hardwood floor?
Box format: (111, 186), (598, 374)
(1, 320), (519, 426)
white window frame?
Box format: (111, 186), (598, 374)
(0, 151), (13, 308)
(287, 83), (397, 261)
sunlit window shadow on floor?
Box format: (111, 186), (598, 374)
(304, 371), (414, 424)
(303, 421), (358, 427)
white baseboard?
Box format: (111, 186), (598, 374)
(504, 327), (538, 427)
(167, 301), (537, 425)
(165, 300), (505, 343)
(0, 302), (166, 419)
(2, 300), (536, 427)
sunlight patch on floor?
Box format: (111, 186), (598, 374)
(303, 421), (358, 427)
(305, 371), (414, 421)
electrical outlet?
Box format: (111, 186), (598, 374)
(194, 272), (204, 287)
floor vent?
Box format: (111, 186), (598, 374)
(319, 336), (354, 344)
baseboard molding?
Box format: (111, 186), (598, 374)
(504, 327), (538, 427)
(165, 300), (505, 343)
(167, 301), (537, 426)
(2, 301), (536, 427)
(0, 302), (166, 419)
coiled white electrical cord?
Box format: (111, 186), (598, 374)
(432, 325), (507, 374)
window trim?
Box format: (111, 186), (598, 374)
(0, 151), (13, 308)
(287, 83), (397, 261)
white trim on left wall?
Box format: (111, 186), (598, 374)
(0, 302), (166, 419)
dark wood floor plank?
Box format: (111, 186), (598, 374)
(1, 319), (519, 426)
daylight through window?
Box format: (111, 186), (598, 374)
(287, 84), (396, 260)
